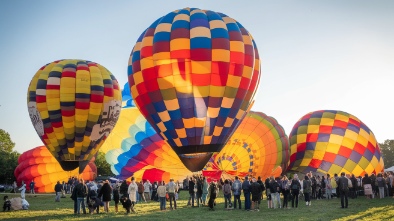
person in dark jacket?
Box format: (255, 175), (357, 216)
(242, 176), (251, 210)
(119, 180), (129, 197)
(87, 189), (100, 214)
(250, 178), (262, 211)
(54, 181), (63, 202)
(187, 178), (195, 207)
(98, 180), (112, 213)
(256, 177), (265, 208)
(265, 177), (272, 208)
(337, 172), (349, 208)
(113, 183), (120, 213)
(290, 174), (301, 208)
(75, 179), (88, 214)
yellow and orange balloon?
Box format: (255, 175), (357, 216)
(14, 146), (96, 193)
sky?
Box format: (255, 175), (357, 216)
(0, 0), (393, 154)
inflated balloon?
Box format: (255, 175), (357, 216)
(288, 110), (384, 176)
(203, 111), (289, 180)
(128, 8), (261, 171)
(27, 59), (121, 172)
(102, 83), (191, 181)
(14, 146), (97, 193)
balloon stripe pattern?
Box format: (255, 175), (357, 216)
(288, 110), (384, 176)
(27, 59), (121, 171)
(128, 8), (261, 170)
(14, 146), (96, 193)
(204, 111), (289, 179)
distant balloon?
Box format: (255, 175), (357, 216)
(27, 59), (121, 172)
(287, 110), (384, 176)
(102, 83), (192, 181)
(128, 8), (261, 171)
(14, 146), (96, 193)
(204, 111), (289, 180)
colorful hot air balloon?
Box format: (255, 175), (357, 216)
(128, 8), (261, 171)
(14, 146), (97, 193)
(203, 111), (289, 180)
(287, 110), (384, 176)
(102, 83), (192, 182)
(27, 59), (121, 172)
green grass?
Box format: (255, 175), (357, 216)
(0, 192), (393, 221)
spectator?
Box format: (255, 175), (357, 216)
(232, 176), (242, 209)
(98, 180), (112, 213)
(167, 178), (178, 210)
(337, 172), (349, 208)
(54, 181), (63, 202)
(290, 174), (301, 208)
(19, 181), (26, 199)
(30, 180), (35, 194)
(75, 179), (88, 214)
(137, 181), (146, 203)
(127, 177), (138, 211)
(157, 181), (167, 211)
(242, 176), (251, 211)
(143, 180), (152, 202)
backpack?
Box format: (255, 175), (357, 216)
(77, 184), (87, 197)
(223, 184), (231, 195)
(210, 183), (217, 195)
(291, 180), (299, 190)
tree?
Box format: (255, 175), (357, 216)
(0, 129), (19, 184)
(95, 151), (114, 176)
(0, 129), (15, 152)
(379, 139), (394, 168)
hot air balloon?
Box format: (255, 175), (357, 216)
(287, 110), (384, 176)
(203, 111), (289, 180)
(102, 83), (191, 181)
(14, 146), (97, 193)
(128, 8), (261, 171)
(27, 59), (121, 172)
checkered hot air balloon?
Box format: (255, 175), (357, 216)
(128, 8), (261, 172)
(287, 110), (384, 176)
(27, 59), (122, 172)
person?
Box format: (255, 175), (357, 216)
(270, 177), (281, 209)
(143, 180), (152, 202)
(265, 177), (273, 209)
(256, 176), (265, 208)
(30, 180), (35, 194)
(250, 178), (262, 211)
(87, 188), (100, 214)
(290, 174), (301, 208)
(13, 181), (17, 194)
(119, 180), (129, 197)
(19, 181), (26, 199)
(75, 179), (88, 214)
(196, 177), (203, 207)
(326, 174), (333, 199)
(337, 172), (349, 208)
(151, 181), (158, 201)
(98, 180), (112, 213)
(376, 173), (385, 199)
(3, 196), (11, 212)
(127, 177), (138, 212)
(113, 183), (120, 213)
(167, 178), (178, 210)
(362, 174), (372, 199)
(137, 181), (145, 203)
(242, 176), (251, 211)
(222, 179), (232, 209)
(208, 181), (218, 211)
(54, 181), (63, 202)
(303, 176), (312, 206)
(232, 176), (242, 209)
(187, 177), (195, 207)
(70, 184), (78, 214)
(157, 181), (167, 211)
(202, 177), (209, 206)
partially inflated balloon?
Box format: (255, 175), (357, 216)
(128, 8), (261, 171)
(27, 59), (121, 172)
(288, 110), (384, 176)
(203, 111), (289, 180)
(14, 146), (97, 193)
(102, 83), (191, 181)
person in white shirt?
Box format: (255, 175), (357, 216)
(143, 180), (152, 202)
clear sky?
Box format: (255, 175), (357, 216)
(0, 0), (393, 154)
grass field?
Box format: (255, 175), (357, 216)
(0, 191), (393, 221)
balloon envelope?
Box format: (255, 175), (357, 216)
(14, 146), (97, 193)
(287, 110), (384, 176)
(203, 111), (289, 180)
(128, 8), (261, 171)
(27, 59), (121, 172)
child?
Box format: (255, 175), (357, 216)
(3, 196), (11, 212)
(120, 195), (135, 214)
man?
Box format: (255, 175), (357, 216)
(54, 181), (63, 202)
(250, 178), (262, 211)
(242, 176), (251, 211)
(232, 176), (242, 209)
(337, 172), (349, 208)
(30, 180), (35, 194)
(143, 180), (152, 202)
(187, 177), (195, 207)
(75, 179), (88, 214)
(137, 181), (145, 203)
(167, 178), (178, 210)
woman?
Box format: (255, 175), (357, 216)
(19, 181), (26, 199)
(303, 176), (312, 206)
(281, 175), (291, 209)
(325, 174), (333, 199)
(265, 178), (272, 208)
(290, 174), (301, 208)
(202, 177), (209, 206)
(98, 180), (112, 213)
(127, 177), (138, 212)
(157, 181), (167, 210)
(113, 183), (120, 213)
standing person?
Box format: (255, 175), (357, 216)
(54, 181), (63, 202)
(187, 177), (195, 207)
(362, 174), (373, 199)
(337, 172), (349, 208)
(151, 181), (158, 201)
(19, 181), (26, 199)
(75, 179), (88, 214)
(167, 178), (178, 210)
(265, 177), (273, 208)
(137, 181), (146, 203)
(222, 179), (232, 209)
(157, 181), (167, 211)
(270, 177), (281, 209)
(196, 177), (203, 207)
(13, 181), (17, 193)
(303, 176), (312, 206)
(98, 180), (112, 213)
(113, 183), (120, 213)
(127, 177), (138, 213)
(70, 184), (78, 214)
(250, 178), (262, 211)
(143, 180), (152, 202)
(30, 180), (35, 194)
(208, 181), (218, 211)
(202, 177), (209, 206)
(256, 176), (265, 208)
(326, 174), (333, 199)
(232, 176), (242, 209)
(290, 174), (301, 208)
(376, 173), (385, 199)
(281, 175), (291, 209)
(242, 176), (251, 211)
(119, 180), (129, 197)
